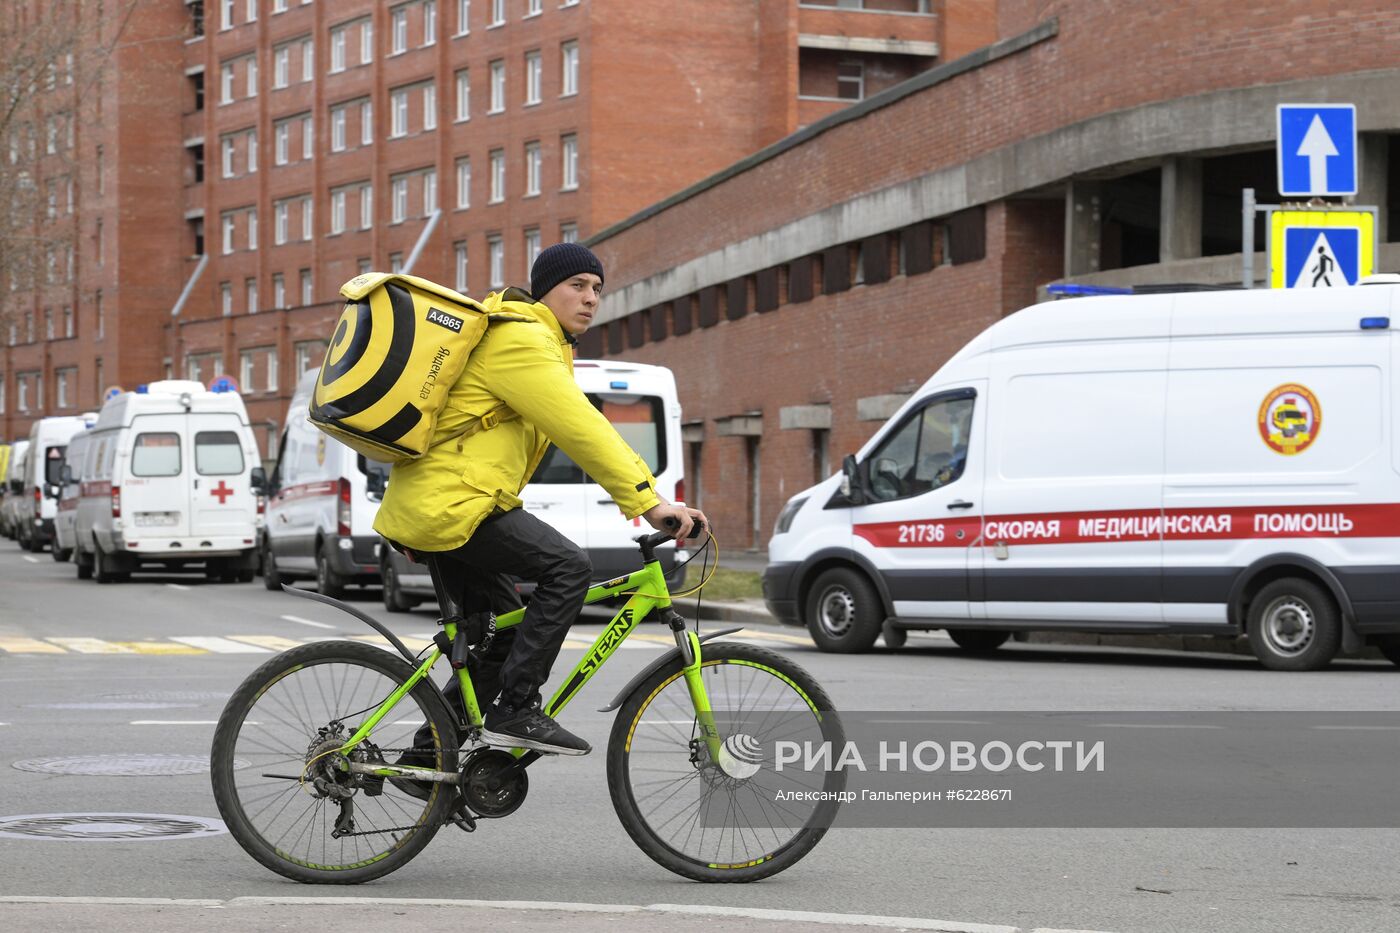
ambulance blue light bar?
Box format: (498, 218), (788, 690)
(1360, 317), (1390, 329)
(610, 381), (628, 389)
(136, 385), (149, 394)
(1046, 284), (1135, 297)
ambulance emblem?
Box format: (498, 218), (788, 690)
(1258, 384), (1321, 455)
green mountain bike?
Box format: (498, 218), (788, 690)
(210, 522), (844, 884)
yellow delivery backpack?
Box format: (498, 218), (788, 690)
(308, 272), (499, 462)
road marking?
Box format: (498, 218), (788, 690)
(165, 583), (191, 591)
(22, 555), (40, 563)
(109, 641), (208, 655)
(348, 634), (435, 652)
(47, 637), (137, 654)
(170, 636), (272, 654)
(0, 637), (65, 654)
(733, 628), (814, 645)
(230, 635), (305, 651)
(281, 614), (336, 630)
(129, 720), (222, 725)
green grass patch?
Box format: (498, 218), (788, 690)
(686, 566), (763, 600)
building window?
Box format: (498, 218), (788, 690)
(423, 168), (437, 213)
(524, 141), (541, 196)
(302, 37), (314, 81)
(220, 0), (234, 30)
(454, 241), (468, 291)
(246, 130), (258, 172)
(527, 0), (541, 15)
(524, 227), (541, 268)
(391, 6), (408, 53)
(391, 89), (408, 137)
(300, 268), (313, 305)
(330, 24), (347, 72)
(560, 222), (578, 243)
(220, 137), (234, 177)
(295, 339), (328, 375)
(330, 188), (346, 234)
(423, 81), (437, 130)
(220, 63), (234, 103)
(45, 309), (54, 339)
(246, 277), (258, 314)
(221, 213), (235, 253)
(561, 134), (578, 190)
(489, 60), (504, 113)
(455, 69), (470, 121)
(488, 235), (504, 288)
(455, 157), (470, 208)
(303, 114), (314, 158)
(525, 51), (541, 105)
(489, 0), (504, 26)
(274, 200), (289, 244)
(331, 104), (347, 150)
(273, 45), (289, 88)
(837, 61), (864, 101)
(57, 368), (75, 408)
(95, 290), (103, 339)
(358, 257), (371, 274)
(361, 20), (373, 64)
(221, 281), (233, 316)
(489, 149), (505, 202)
(272, 273), (285, 309)
(274, 121), (289, 163)
(456, 0), (470, 35)
(246, 55), (257, 97)
(359, 183), (373, 229)
(247, 0), (257, 22)
(392, 176), (408, 222)
(63, 306), (73, 338)
(390, 251), (404, 273)
(300, 196), (312, 240)
(249, 209), (258, 249)
(424, 0), (436, 44)
(561, 40), (578, 96)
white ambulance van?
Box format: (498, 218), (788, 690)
(260, 369), (385, 598)
(17, 413), (98, 552)
(73, 380), (264, 583)
(53, 430), (94, 562)
(1, 440), (29, 540)
(766, 284), (1400, 671)
(377, 359), (688, 612)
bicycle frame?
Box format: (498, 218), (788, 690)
(337, 554), (724, 772)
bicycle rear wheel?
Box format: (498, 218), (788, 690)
(607, 642), (845, 883)
(211, 640), (459, 884)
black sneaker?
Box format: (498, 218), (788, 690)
(480, 700), (591, 756)
(387, 749), (437, 802)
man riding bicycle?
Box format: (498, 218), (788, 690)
(374, 243), (706, 762)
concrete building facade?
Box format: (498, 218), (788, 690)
(1, 0), (986, 451)
(580, 0), (1400, 550)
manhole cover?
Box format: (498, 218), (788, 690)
(103, 691), (228, 702)
(0, 813), (227, 842)
(12, 755), (248, 776)
(24, 702), (199, 710)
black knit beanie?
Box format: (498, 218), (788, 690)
(530, 242), (605, 302)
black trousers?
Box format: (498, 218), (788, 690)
(419, 508), (592, 741)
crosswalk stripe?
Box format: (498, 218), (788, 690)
(229, 635), (305, 651)
(0, 637), (66, 654)
(170, 636), (272, 654)
(733, 628), (813, 645)
(110, 641), (208, 655)
(47, 637), (137, 654)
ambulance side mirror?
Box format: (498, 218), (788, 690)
(358, 454), (389, 498)
(840, 454), (865, 506)
(250, 466), (267, 494)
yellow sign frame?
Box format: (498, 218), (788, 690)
(1269, 209), (1375, 289)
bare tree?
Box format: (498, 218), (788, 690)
(0, 0), (137, 338)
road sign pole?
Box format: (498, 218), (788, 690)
(1242, 188), (1256, 289)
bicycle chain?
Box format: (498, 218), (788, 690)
(327, 746), (469, 838)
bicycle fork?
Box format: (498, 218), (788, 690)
(663, 610), (725, 767)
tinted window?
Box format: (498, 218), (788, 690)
(131, 433), (182, 477)
(529, 394), (666, 485)
(195, 431), (245, 475)
(45, 445), (67, 485)
(866, 396), (974, 502)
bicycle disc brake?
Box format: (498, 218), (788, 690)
(460, 749), (529, 818)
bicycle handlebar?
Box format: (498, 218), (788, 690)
(635, 517), (705, 563)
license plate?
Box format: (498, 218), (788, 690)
(134, 512), (180, 527)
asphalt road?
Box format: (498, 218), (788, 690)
(1, 543), (1398, 933)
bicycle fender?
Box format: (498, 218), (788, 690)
(597, 627), (744, 713)
(282, 584), (420, 666)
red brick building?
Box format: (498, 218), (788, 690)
(1, 0), (985, 452)
(581, 0), (1400, 550)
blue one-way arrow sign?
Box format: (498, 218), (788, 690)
(1277, 104), (1357, 197)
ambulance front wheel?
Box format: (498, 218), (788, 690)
(806, 567), (883, 653)
(1246, 578), (1341, 671)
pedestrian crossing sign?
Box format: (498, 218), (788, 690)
(1269, 210), (1375, 289)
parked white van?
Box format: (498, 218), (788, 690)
(74, 380), (264, 582)
(17, 413), (98, 552)
(1, 440), (28, 540)
(766, 284), (1400, 671)
(376, 360), (689, 611)
(261, 369), (386, 598)
(53, 430), (95, 562)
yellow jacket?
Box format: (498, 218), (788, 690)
(373, 288), (660, 551)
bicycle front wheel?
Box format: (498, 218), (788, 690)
(607, 642), (845, 883)
(210, 640), (459, 884)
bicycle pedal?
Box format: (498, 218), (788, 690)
(448, 803), (477, 833)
